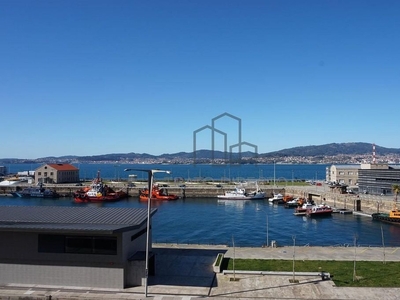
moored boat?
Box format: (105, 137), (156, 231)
(306, 204), (333, 217)
(294, 201), (315, 215)
(139, 184), (179, 201)
(217, 182), (265, 200)
(284, 198), (301, 208)
(283, 195), (294, 203)
(74, 171), (127, 203)
(16, 184), (60, 198)
(268, 193), (284, 203)
(372, 202), (400, 225)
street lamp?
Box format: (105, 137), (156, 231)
(291, 235), (297, 283)
(124, 168), (171, 297)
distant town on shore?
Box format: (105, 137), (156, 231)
(1, 142), (400, 165)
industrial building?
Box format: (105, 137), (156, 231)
(358, 163), (400, 195)
(327, 163), (400, 195)
(0, 206), (156, 289)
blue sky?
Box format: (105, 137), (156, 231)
(1, 0), (399, 159)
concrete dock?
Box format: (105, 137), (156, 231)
(1, 244), (399, 300)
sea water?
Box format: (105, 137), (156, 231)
(5, 163), (328, 182)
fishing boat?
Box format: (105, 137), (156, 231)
(217, 183), (265, 200)
(139, 184), (179, 201)
(306, 204), (333, 217)
(268, 193), (284, 203)
(293, 201), (315, 215)
(284, 198), (301, 208)
(74, 171), (127, 203)
(283, 195), (294, 203)
(268, 161), (283, 203)
(372, 202), (400, 225)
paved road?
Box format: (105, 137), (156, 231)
(1, 244), (400, 299)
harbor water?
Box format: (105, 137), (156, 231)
(2, 163), (399, 247)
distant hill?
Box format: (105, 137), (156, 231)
(78, 143), (398, 160)
(262, 142), (400, 157)
(1, 142), (399, 164)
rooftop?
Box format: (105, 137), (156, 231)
(0, 206), (156, 234)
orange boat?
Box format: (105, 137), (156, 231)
(283, 195), (294, 202)
(139, 184), (179, 201)
(74, 171), (127, 203)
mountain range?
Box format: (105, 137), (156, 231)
(1, 142), (399, 164)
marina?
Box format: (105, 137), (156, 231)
(1, 163), (400, 248)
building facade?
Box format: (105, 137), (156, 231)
(328, 163), (400, 195)
(0, 206), (156, 289)
(358, 163), (400, 195)
(35, 163), (79, 184)
(327, 164), (359, 187)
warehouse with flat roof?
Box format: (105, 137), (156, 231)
(0, 205), (156, 289)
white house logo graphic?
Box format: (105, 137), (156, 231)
(193, 112), (258, 164)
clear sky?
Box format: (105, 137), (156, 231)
(1, 0), (399, 159)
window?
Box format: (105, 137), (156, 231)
(38, 234), (65, 253)
(93, 237), (117, 254)
(66, 236), (92, 254)
(38, 234), (117, 255)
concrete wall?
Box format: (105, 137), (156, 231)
(121, 223), (149, 287)
(0, 263), (124, 289)
(0, 228), (148, 289)
(285, 187), (394, 214)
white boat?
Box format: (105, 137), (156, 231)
(217, 183), (265, 200)
(268, 193), (284, 203)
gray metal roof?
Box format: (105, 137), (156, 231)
(0, 206), (157, 234)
